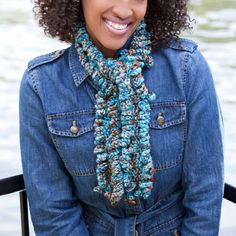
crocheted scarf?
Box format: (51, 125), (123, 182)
(74, 20), (156, 206)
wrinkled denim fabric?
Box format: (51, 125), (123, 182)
(19, 38), (224, 236)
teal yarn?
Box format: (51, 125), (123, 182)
(74, 20), (157, 206)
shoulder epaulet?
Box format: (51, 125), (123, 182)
(27, 49), (66, 71)
(169, 38), (198, 53)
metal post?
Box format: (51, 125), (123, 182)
(224, 183), (236, 204)
(19, 190), (29, 236)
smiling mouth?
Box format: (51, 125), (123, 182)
(104, 19), (129, 30)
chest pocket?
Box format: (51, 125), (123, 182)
(47, 102), (186, 176)
(47, 109), (97, 176)
(149, 101), (186, 170)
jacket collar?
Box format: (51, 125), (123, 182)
(69, 36), (133, 88)
(69, 44), (89, 87)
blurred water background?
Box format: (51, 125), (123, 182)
(0, 0), (235, 235)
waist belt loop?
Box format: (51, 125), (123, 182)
(115, 216), (137, 236)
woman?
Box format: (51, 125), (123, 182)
(19, 0), (224, 235)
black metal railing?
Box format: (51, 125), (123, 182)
(0, 174), (236, 236)
(0, 175), (29, 236)
(224, 183), (236, 204)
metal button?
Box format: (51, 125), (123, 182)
(70, 121), (79, 134)
(173, 229), (179, 236)
(157, 112), (165, 125)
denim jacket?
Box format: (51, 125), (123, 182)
(19, 38), (224, 236)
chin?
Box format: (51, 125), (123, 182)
(103, 39), (128, 51)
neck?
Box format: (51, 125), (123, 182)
(100, 47), (118, 59)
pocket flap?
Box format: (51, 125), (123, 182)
(47, 109), (95, 137)
(150, 102), (186, 129)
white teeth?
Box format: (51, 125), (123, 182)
(105, 20), (128, 30)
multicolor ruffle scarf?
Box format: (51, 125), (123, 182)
(74, 20), (156, 206)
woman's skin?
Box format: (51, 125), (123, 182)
(82, 0), (148, 58)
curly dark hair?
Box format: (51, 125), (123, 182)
(33, 0), (192, 48)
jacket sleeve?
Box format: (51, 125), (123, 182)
(181, 49), (224, 235)
(19, 69), (90, 236)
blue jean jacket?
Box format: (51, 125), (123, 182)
(19, 38), (224, 236)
